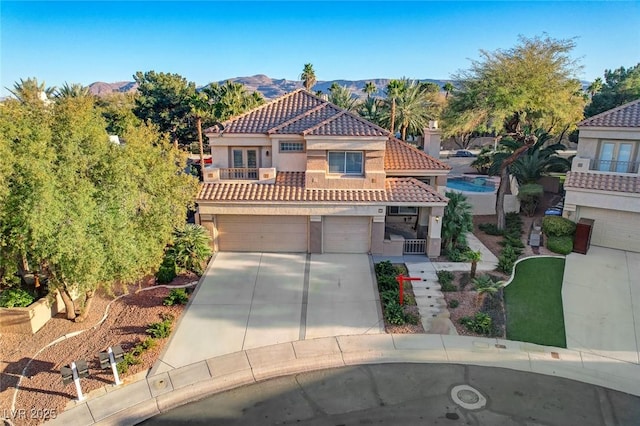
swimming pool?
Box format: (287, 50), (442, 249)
(446, 177), (496, 193)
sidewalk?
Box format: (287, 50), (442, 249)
(49, 334), (640, 426)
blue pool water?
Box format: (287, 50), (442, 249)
(446, 177), (495, 193)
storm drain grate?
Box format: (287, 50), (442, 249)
(450, 385), (487, 410)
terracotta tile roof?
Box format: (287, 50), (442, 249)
(565, 171), (640, 193)
(385, 178), (449, 203)
(385, 138), (451, 171)
(206, 89), (388, 137)
(579, 99), (640, 128)
(197, 172), (447, 204)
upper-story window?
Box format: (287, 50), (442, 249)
(328, 151), (363, 175)
(280, 142), (304, 152)
(597, 141), (638, 173)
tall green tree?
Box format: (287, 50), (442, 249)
(363, 81), (377, 97)
(0, 95), (199, 321)
(328, 83), (359, 111)
(441, 191), (473, 253)
(443, 82), (454, 99)
(384, 79), (405, 135)
(390, 81), (437, 140)
(202, 81), (265, 122)
(587, 77), (603, 98)
(300, 63), (317, 92)
(443, 35), (585, 141)
(188, 92), (213, 173)
(133, 71), (196, 149)
(357, 96), (384, 125)
(55, 82), (92, 99)
(584, 64), (640, 117)
(95, 92), (141, 136)
(442, 35), (585, 230)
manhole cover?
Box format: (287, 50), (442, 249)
(450, 385), (486, 410)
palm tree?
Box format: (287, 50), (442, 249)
(472, 275), (501, 307)
(8, 77), (55, 104)
(363, 81), (377, 97)
(357, 96), (384, 125)
(189, 92), (213, 174)
(203, 81), (265, 122)
(443, 82), (454, 99)
(328, 83), (358, 111)
(384, 79), (405, 135)
(587, 77), (603, 98)
(55, 82), (91, 99)
(441, 191), (473, 253)
(464, 250), (482, 279)
(392, 82), (435, 140)
(300, 63), (317, 92)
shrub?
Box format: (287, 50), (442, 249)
(500, 234), (525, 248)
(446, 247), (468, 262)
(0, 287), (35, 308)
(405, 312), (420, 325)
(156, 255), (177, 284)
(167, 224), (213, 275)
(436, 270), (454, 285)
(471, 274), (495, 290)
(518, 184), (543, 216)
(498, 245), (519, 274)
(163, 288), (189, 306)
(448, 299), (460, 309)
(459, 312), (493, 335)
(441, 281), (458, 292)
(478, 223), (505, 236)
(381, 289), (400, 306)
(384, 300), (406, 325)
(377, 275), (398, 292)
(146, 314), (174, 339)
(542, 216), (576, 237)
(547, 235), (573, 254)
(375, 261), (397, 277)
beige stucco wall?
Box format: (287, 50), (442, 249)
(305, 138), (387, 151)
(577, 127), (640, 163)
(198, 204), (385, 216)
(564, 189), (640, 215)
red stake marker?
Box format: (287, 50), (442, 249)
(395, 275), (421, 305)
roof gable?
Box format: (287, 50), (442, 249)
(579, 99), (640, 128)
(206, 89), (389, 137)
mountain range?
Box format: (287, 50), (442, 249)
(88, 75), (448, 99)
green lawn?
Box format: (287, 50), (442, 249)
(504, 257), (567, 348)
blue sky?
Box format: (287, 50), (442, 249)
(1, 1), (639, 95)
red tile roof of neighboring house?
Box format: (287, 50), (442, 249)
(565, 171), (640, 194)
(206, 89), (387, 137)
(579, 99), (640, 128)
(198, 172), (448, 204)
(385, 138), (451, 171)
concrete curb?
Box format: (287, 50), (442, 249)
(47, 334), (640, 426)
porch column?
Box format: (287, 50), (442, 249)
(416, 207), (430, 239)
(426, 206), (444, 258)
(370, 216), (385, 255)
(309, 216), (322, 253)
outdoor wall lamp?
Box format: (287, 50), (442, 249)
(435, 216), (441, 222)
(266, 150), (270, 157)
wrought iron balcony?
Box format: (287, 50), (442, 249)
(219, 168), (259, 180)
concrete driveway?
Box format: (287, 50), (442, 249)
(152, 252), (383, 374)
(562, 246), (640, 364)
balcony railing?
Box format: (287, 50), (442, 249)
(219, 168), (259, 180)
(594, 159), (640, 174)
(403, 239), (426, 254)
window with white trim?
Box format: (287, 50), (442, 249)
(279, 142), (304, 152)
(328, 151), (363, 174)
(388, 206), (418, 215)
(597, 141), (638, 173)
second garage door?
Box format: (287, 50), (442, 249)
(577, 207), (640, 252)
(323, 216), (371, 253)
(217, 215), (307, 252)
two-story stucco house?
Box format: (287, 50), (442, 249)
(195, 89), (451, 257)
(564, 99), (640, 252)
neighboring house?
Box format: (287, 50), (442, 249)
(564, 99), (640, 252)
(195, 89), (451, 257)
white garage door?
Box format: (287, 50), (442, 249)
(323, 216), (371, 253)
(217, 216), (307, 252)
(578, 207), (640, 252)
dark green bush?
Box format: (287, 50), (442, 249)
(167, 224), (213, 275)
(441, 282), (458, 292)
(375, 261), (397, 277)
(547, 235), (574, 254)
(163, 288), (189, 306)
(377, 275), (398, 292)
(146, 314), (174, 339)
(381, 289), (400, 306)
(0, 287), (35, 308)
(448, 299), (460, 309)
(156, 255), (177, 284)
(500, 234), (525, 248)
(498, 245), (519, 274)
(479, 223), (505, 236)
(459, 312), (493, 335)
(405, 312), (420, 325)
(542, 216), (576, 237)
(446, 247), (468, 262)
(436, 270), (454, 285)
(384, 300), (406, 325)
